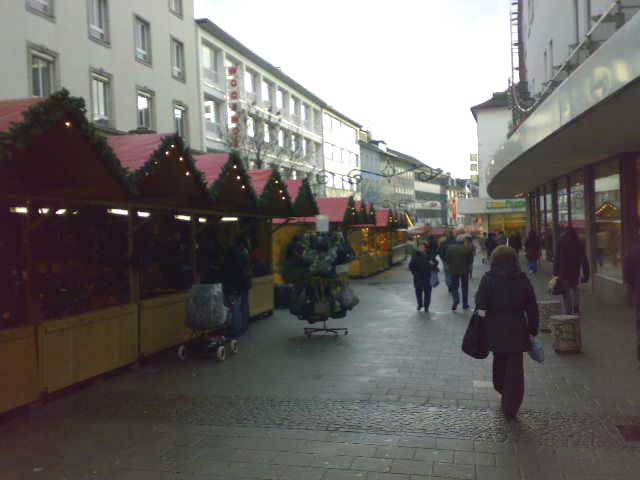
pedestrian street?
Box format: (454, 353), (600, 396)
(2, 258), (640, 480)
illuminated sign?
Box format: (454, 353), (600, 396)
(227, 65), (240, 147)
(486, 199), (526, 210)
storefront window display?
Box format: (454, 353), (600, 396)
(543, 186), (554, 261)
(594, 159), (622, 279)
(570, 171), (586, 241)
(558, 177), (569, 235)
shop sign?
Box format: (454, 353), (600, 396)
(486, 199), (526, 210)
(227, 65), (240, 147)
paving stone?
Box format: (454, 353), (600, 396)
(350, 457), (393, 472)
(433, 462), (475, 479)
(412, 448), (454, 463)
(271, 452), (315, 466)
(323, 470), (368, 480)
(374, 446), (416, 460)
(311, 455), (354, 469)
(476, 465), (522, 480)
(453, 451), (495, 466)
(390, 459), (433, 476)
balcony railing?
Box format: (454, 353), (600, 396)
(510, 0), (640, 135)
(203, 68), (221, 85)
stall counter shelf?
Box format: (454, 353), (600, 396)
(250, 274), (275, 318)
(38, 303), (138, 394)
(139, 292), (190, 357)
(0, 325), (39, 414)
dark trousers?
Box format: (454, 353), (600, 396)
(451, 274), (469, 308)
(415, 285), (432, 310)
(230, 290), (250, 336)
(492, 352), (524, 417)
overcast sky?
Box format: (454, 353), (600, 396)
(195, 0), (512, 178)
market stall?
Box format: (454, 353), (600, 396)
(347, 200), (381, 278)
(389, 210), (411, 265)
(271, 178), (319, 285)
(246, 168), (295, 317)
(196, 153), (276, 319)
(0, 91), (134, 404)
(108, 133), (210, 357)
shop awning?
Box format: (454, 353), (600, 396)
(247, 169), (293, 217)
(284, 178), (319, 217)
(194, 152), (258, 214)
(108, 133), (209, 209)
(0, 90), (131, 203)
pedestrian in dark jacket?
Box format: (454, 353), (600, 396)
(445, 235), (475, 310)
(496, 231), (507, 246)
(524, 230), (541, 274)
(438, 231), (456, 293)
(223, 236), (253, 335)
(508, 232), (522, 255)
(553, 228), (589, 314)
(623, 242), (640, 362)
(409, 242), (437, 312)
(475, 245), (539, 418)
(485, 233), (498, 259)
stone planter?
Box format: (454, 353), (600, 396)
(550, 314), (582, 353)
(538, 300), (562, 333)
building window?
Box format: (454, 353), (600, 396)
(136, 90), (153, 129)
(170, 38), (185, 80)
(203, 97), (223, 138)
(290, 96), (299, 119)
(594, 159), (622, 279)
(26, 0), (53, 16)
(276, 89), (284, 110)
(244, 69), (256, 96)
(134, 16), (151, 64)
(90, 72), (110, 125)
(201, 43), (220, 84)
(290, 133), (297, 152)
(30, 50), (55, 97)
(323, 112), (332, 131)
(88, 0), (108, 43)
(169, 0), (182, 17)
(264, 123), (271, 143)
(278, 129), (285, 148)
(173, 103), (187, 138)
(261, 79), (272, 106)
(558, 177), (569, 235)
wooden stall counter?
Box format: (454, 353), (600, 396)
(38, 303), (138, 394)
(0, 325), (39, 414)
(139, 292), (190, 357)
(250, 274), (275, 318)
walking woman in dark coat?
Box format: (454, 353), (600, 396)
(410, 241), (437, 312)
(475, 245), (539, 418)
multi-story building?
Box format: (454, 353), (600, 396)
(0, 0), (202, 149)
(321, 108), (362, 198)
(195, 19), (324, 181)
(459, 91), (527, 235)
(386, 149), (419, 216)
(414, 173), (447, 227)
(359, 136), (386, 207)
(489, 0), (640, 303)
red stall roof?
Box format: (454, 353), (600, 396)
(376, 208), (391, 228)
(273, 196), (349, 224)
(0, 97), (43, 133)
(247, 169), (274, 196)
(284, 179), (302, 200)
(106, 133), (169, 171)
(194, 153), (230, 186)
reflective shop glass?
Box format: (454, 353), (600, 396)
(570, 171), (586, 242)
(594, 159), (622, 279)
(558, 177), (569, 234)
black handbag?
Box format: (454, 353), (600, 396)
(462, 310), (489, 359)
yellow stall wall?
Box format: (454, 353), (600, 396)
(250, 275), (275, 317)
(38, 304), (138, 393)
(271, 224), (309, 285)
(139, 293), (190, 356)
(0, 326), (39, 414)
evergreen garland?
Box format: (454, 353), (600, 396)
(293, 178), (319, 217)
(132, 133), (209, 201)
(208, 150), (258, 206)
(368, 204), (377, 225)
(258, 169), (294, 216)
(342, 196), (358, 225)
(0, 89), (133, 195)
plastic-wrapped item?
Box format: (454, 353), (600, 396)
(337, 285), (359, 310)
(186, 283), (228, 331)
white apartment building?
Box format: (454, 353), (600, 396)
(0, 0), (201, 149)
(196, 19), (324, 180)
(522, 0), (612, 97)
(322, 108), (361, 198)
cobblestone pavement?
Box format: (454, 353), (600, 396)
(2, 257), (640, 480)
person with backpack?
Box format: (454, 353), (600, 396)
(475, 245), (539, 418)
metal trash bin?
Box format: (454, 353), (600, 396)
(550, 314), (582, 353)
(538, 300), (562, 333)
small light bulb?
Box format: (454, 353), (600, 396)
(165, 151), (170, 156)
(241, 185), (246, 189)
(233, 164), (238, 169)
(236, 175), (241, 180)
(185, 171), (191, 176)
(179, 156), (184, 162)
(281, 196), (286, 200)
(64, 121), (72, 128)
(275, 180), (279, 184)
(170, 144), (176, 149)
